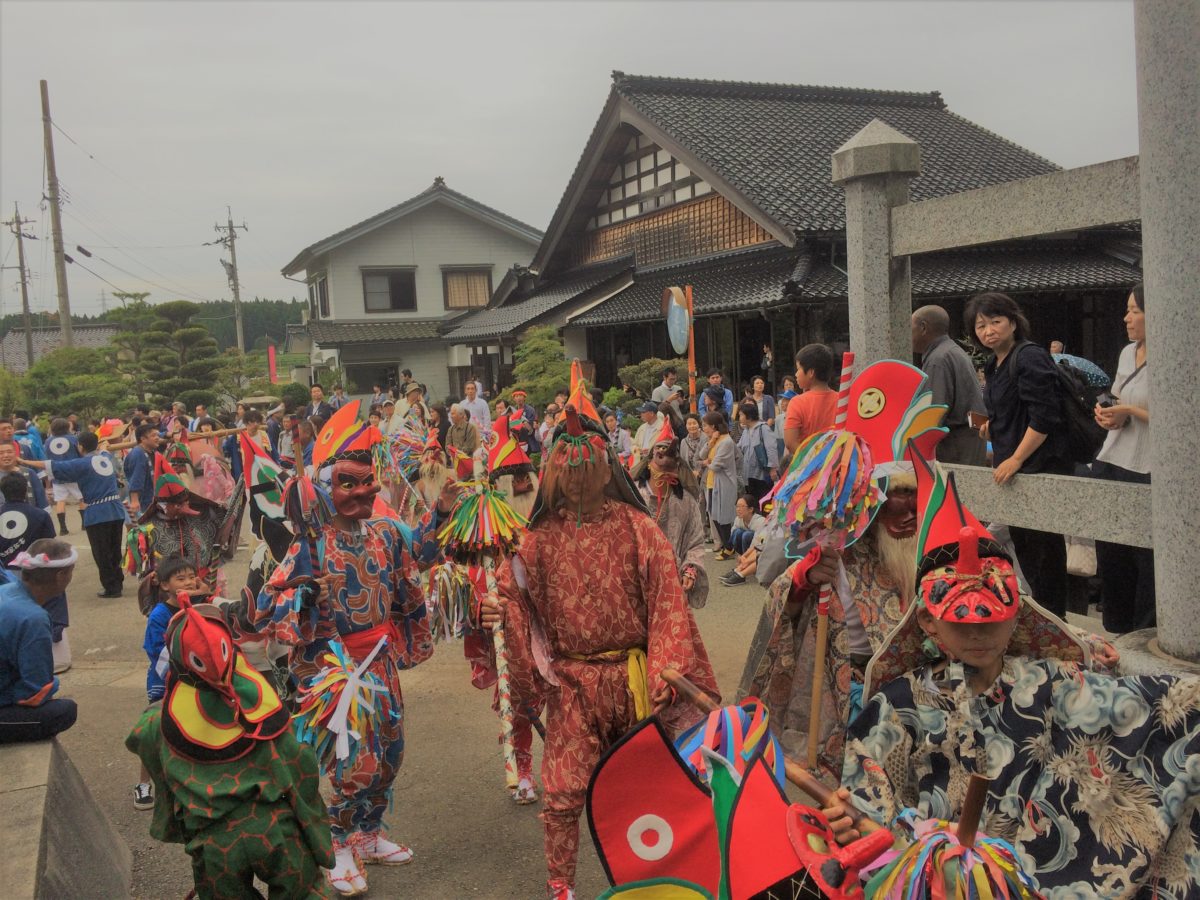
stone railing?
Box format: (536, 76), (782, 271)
(830, 0), (1198, 663)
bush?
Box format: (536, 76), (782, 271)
(616, 357), (689, 402)
(504, 325), (571, 409)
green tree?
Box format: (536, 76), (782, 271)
(22, 347), (131, 417)
(139, 301), (223, 409)
(107, 297), (161, 403)
(504, 325), (570, 409)
(618, 356), (689, 401)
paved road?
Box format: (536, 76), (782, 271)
(53, 522), (764, 899)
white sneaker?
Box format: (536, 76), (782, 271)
(327, 843), (368, 896)
(512, 776), (538, 805)
(52, 630), (71, 674)
(355, 831), (414, 866)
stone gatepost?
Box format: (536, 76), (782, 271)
(1134, 0), (1200, 662)
(831, 119), (920, 365)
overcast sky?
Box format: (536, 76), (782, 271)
(0, 0), (1138, 318)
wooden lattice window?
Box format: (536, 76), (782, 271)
(443, 267), (493, 310)
(587, 134), (711, 232)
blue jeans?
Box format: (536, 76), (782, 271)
(730, 527), (755, 555)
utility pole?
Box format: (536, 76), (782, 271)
(99, 288), (107, 314)
(3, 203), (37, 369)
(40, 79), (73, 346)
(214, 207), (248, 353)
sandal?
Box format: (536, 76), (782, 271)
(512, 776), (538, 805)
(355, 831), (414, 866)
(327, 841), (368, 896)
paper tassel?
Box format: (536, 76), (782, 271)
(437, 480), (528, 563)
(291, 638), (396, 780)
(866, 809), (1044, 899)
(773, 429), (880, 546)
(282, 473), (334, 539)
(673, 699), (787, 790)
(123, 524), (155, 576)
(426, 561), (473, 642)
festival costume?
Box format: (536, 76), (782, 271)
(739, 361), (946, 778)
(125, 598), (333, 899)
(126, 456), (245, 606)
(495, 386), (718, 896)
(632, 417), (709, 609)
(842, 445), (1200, 898)
(44, 451), (127, 596)
(255, 402), (441, 894)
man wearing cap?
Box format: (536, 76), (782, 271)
(24, 431), (127, 598)
(508, 388), (539, 454)
(630, 401), (663, 469)
(0, 538), (79, 743)
(403, 381), (428, 425)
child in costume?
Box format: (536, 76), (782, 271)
(126, 597), (333, 899)
(256, 402), (453, 897)
(480, 367), (718, 900)
(822, 444), (1200, 898)
(133, 555), (200, 810)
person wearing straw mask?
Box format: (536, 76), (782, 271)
(479, 385), (717, 900)
(819, 446), (1199, 900)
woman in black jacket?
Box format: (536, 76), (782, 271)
(966, 292), (1069, 617)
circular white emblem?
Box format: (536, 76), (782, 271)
(48, 437), (71, 456)
(91, 454), (115, 477)
(626, 814), (673, 862)
(0, 510), (29, 540)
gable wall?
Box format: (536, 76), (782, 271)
(321, 202), (538, 320)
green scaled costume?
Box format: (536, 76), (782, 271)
(125, 598), (333, 899)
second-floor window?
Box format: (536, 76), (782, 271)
(363, 268), (417, 313)
(443, 266), (492, 310)
(309, 275), (329, 318)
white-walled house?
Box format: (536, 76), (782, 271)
(283, 178), (542, 401)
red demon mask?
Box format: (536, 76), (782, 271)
(329, 458), (380, 521)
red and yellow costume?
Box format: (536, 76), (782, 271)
(494, 389), (717, 898)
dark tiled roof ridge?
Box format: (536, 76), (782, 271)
(287, 180), (543, 271)
(613, 71), (946, 110)
(939, 109), (1060, 172)
(636, 242), (793, 276)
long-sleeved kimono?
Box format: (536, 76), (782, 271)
(496, 499), (718, 888)
(843, 657), (1200, 899)
(637, 479), (710, 609)
(255, 508), (441, 841)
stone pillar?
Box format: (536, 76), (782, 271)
(1136, 0), (1200, 661)
(832, 119), (921, 365)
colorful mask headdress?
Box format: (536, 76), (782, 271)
(528, 405), (647, 524)
(161, 596), (289, 762)
(312, 401), (383, 470)
(555, 358), (602, 425)
(486, 415), (533, 483)
(909, 441), (1018, 623)
(862, 443), (1088, 696)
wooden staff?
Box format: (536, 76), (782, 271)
(806, 351), (855, 769)
(104, 425), (245, 451)
(661, 667), (881, 834)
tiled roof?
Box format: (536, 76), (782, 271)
(444, 257), (633, 341)
(0, 324), (118, 375)
(283, 178), (543, 275)
(571, 245), (797, 327)
(795, 245), (1141, 301)
(612, 73), (1059, 235)
(304, 319), (446, 345)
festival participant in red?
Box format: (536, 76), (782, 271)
(480, 379), (717, 900)
(256, 402), (455, 897)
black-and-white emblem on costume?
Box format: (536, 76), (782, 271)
(0, 509), (29, 540)
(49, 436), (72, 456)
(91, 454), (115, 477)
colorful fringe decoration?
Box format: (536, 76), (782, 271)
(865, 809), (1044, 899)
(291, 638), (396, 780)
(379, 422), (427, 484)
(437, 479), (528, 563)
(773, 429), (880, 546)
(123, 524), (155, 576)
(674, 699), (787, 790)
(282, 473), (335, 540)
(426, 561), (473, 642)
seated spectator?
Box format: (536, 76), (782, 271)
(722, 495), (768, 586)
(0, 538), (79, 743)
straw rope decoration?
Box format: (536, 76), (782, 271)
(426, 561), (473, 642)
(437, 478), (529, 788)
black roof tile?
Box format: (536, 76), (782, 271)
(303, 319), (446, 345)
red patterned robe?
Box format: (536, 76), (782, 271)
(495, 499), (718, 888)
